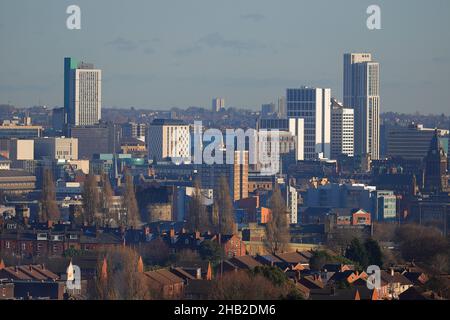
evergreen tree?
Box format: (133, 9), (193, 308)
(364, 238), (383, 267)
(264, 184), (290, 255)
(82, 174), (100, 226)
(215, 176), (235, 235)
(345, 238), (369, 268)
(122, 174), (141, 228)
(40, 168), (60, 222)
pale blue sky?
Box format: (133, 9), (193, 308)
(0, 0), (449, 113)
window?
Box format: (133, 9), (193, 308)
(5, 241), (10, 249)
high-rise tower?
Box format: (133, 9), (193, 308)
(64, 57), (102, 127)
(344, 53), (380, 159)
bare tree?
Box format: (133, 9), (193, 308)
(100, 173), (114, 226)
(215, 176), (236, 235)
(91, 246), (150, 300)
(264, 184), (290, 255)
(186, 178), (210, 232)
(209, 270), (286, 300)
(40, 168), (60, 222)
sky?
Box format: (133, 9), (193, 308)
(0, 0), (449, 113)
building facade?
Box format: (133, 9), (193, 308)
(69, 123), (121, 160)
(34, 137), (78, 160)
(212, 98), (225, 112)
(387, 124), (449, 161)
(331, 99), (354, 159)
(287, 87), (331, 160)
(148, 119), (191, 163)
(344, 53), (380, 159)
(64, 57), (102, 127)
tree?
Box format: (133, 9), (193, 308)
(40, 168), (60, 222)
(251, 265), (289, 287)
(264, 185), (289, 255)
(209, 268), (303, 300)
(209, 270), (285, 300)
(309, 250), (334, 271)
(309, 250), (354, 271)
(82, 174), (100, 226)
(364, 238), (383, 267)
(122, 174), (141, 228)
(345, 238), (369, 268)
(91, 246), (150, 300)
(139, 238), (170, 266)
(186, 179), (210, 232)
(199, 240), (224, 266)
(395, 224), (450, 276)
(100, 173), (114, 226)
(327, 228), (363, 256)
(215, 176), (235, 235)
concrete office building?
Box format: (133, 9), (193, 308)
(122, 122), (147, 142)
(200, 150), (249, 201)
(331, 99), (354, 159)
(387, 123), (449, 161)
(10, 139), (34, 161)
(69, 123), (121, 160)
(148, 119), (191, 163)
(344, 53), (380, 159)
(0, 124), (42, 139)
(374, 190), (397, 221)
(34, 137), (78, 160)
(64, 57), (102, 127)
(287, 87), (330, 160)
(305, 183), (397, 222)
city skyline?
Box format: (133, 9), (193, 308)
(0, 0), (450, 114)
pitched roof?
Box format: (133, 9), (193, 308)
(380, 271), (413, 286)
(275, 251), (309, 265)
(144, 269), (184, 286)
(0, 264), (58, 281)
(298, 275), (325, 289)
(228, 256), (262, 270)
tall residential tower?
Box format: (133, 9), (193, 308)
(343, 53), (380, 159)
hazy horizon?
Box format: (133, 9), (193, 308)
(1, 0), (450, 113)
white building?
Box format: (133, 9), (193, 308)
(148, 119), (191, 163)
(64, 57), (102, 126)
(344, 53), (380, 159)
(34, 137), (78, 160)
(287, 185), (298, 224)
(289, 118), (305, 161)
(287, 87), (331, 160)
(212, 98), (225, 112)
(331, 99), (354, 159)
(9, 139), (34, 161)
